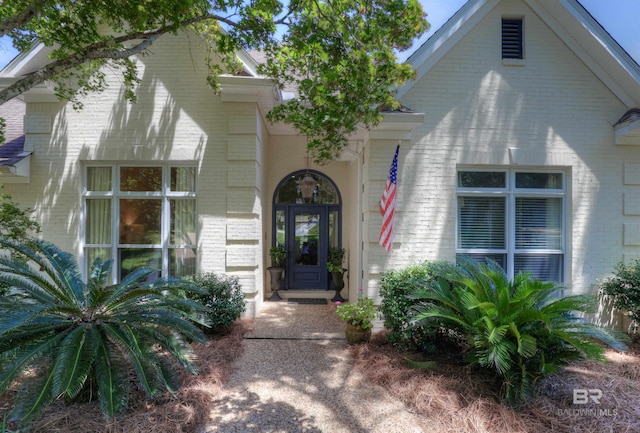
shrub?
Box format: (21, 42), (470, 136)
(0, 193), (40, 296)
(410, 257), (628, 403)
(0, 238), (208, 427)
(185, 272), (246, 333)
(598, 259), (640, 324)
(0, 194), (40, 241)
(379, 262), (439, 350)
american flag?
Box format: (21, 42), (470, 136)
(379, 145), (399, 252)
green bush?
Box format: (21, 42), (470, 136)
(598, 259), (640, 324)
(0, 194), (40, 241)
(0, 193), (40, 296)
(379, 262), (440, 350)
(0, 238), (208, 427)
(185, 272), (246, 333)
(410, 257), (628, 403)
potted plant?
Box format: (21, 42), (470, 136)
(270, 244), (287, 268)
(268, 244), (286, 300)
(328, 247), (346, 302)
(335, 293), (378, 344)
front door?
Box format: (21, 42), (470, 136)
(272, 170), (342, 291)
(287, 207), (328, 289)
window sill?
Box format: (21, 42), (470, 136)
(502, 58), (526, 67)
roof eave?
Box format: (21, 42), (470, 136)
(526, 0), (640, 107)
(370, 111), (425, 140)
(615, 119), (640, 145)
(0, 152), (31, 184)
(0, 42), (54, 78)
(397, 0), (499, 100)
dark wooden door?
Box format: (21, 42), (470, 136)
(286, 206), (328, 289)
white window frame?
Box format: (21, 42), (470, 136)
(81, 163), (197, 283)
(456, 168), (566, 282)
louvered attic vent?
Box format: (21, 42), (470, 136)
(502, 18), (523, 59)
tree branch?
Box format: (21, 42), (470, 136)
(0, 35), (160, 103)
(0, 12), (243, 104)
(0, 0), (49, 38)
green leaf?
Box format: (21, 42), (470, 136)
(93, 335), (129, 418)
(486, 324), (509, 344)
(0, 331), (68, 393)
(53, 325), (98, 399)
(11, 363), (57, 426)
(405, 357), (437, 370)
(101, 323), (160, 397)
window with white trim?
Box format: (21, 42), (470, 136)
(456, 169), (565, 282)
(83, 164), (197, 282)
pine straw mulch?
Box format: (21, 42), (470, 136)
(351, 331), (640, 433)
(2, 322), (640, 433)
(0, 319), (251, 433)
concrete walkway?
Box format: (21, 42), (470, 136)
(203, 302), (427, 433)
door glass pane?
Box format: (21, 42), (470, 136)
(457, 196), (506, 249)
(295, 213), (319, 266)
(119, 199), (162, 244)
(276, 173), (338, 204)
(275, 210), (286, 247)
(120, 167), (162, 192)
(329, 210), (338, 249)
(119, 248), (162, 280)
(317, 176), (338, 204)
(86, 199), (111, 244)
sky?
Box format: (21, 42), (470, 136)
(0, 0), (639, 69)
(399, 0), (640, 62)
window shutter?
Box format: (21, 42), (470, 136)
(502, 18), (523, 59)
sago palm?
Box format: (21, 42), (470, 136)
(410, 257), (627, 402)
(0, 237), (208, 426)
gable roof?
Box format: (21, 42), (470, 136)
(398, 0), (640, 108)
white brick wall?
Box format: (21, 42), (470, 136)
(5, 0), (640, 320)
(3, 31), (266, 316)
(363, 0), (640, 299)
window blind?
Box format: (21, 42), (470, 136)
(458, 196), (506, 249)
(515, 197), (562, 249)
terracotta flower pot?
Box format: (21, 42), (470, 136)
(345, 322), (371, 344)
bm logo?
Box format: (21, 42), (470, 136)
(573, 389), (602, 404)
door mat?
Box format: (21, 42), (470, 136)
(287, 298), (328, 305)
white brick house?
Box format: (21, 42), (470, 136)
(1, 0), (639, 322)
